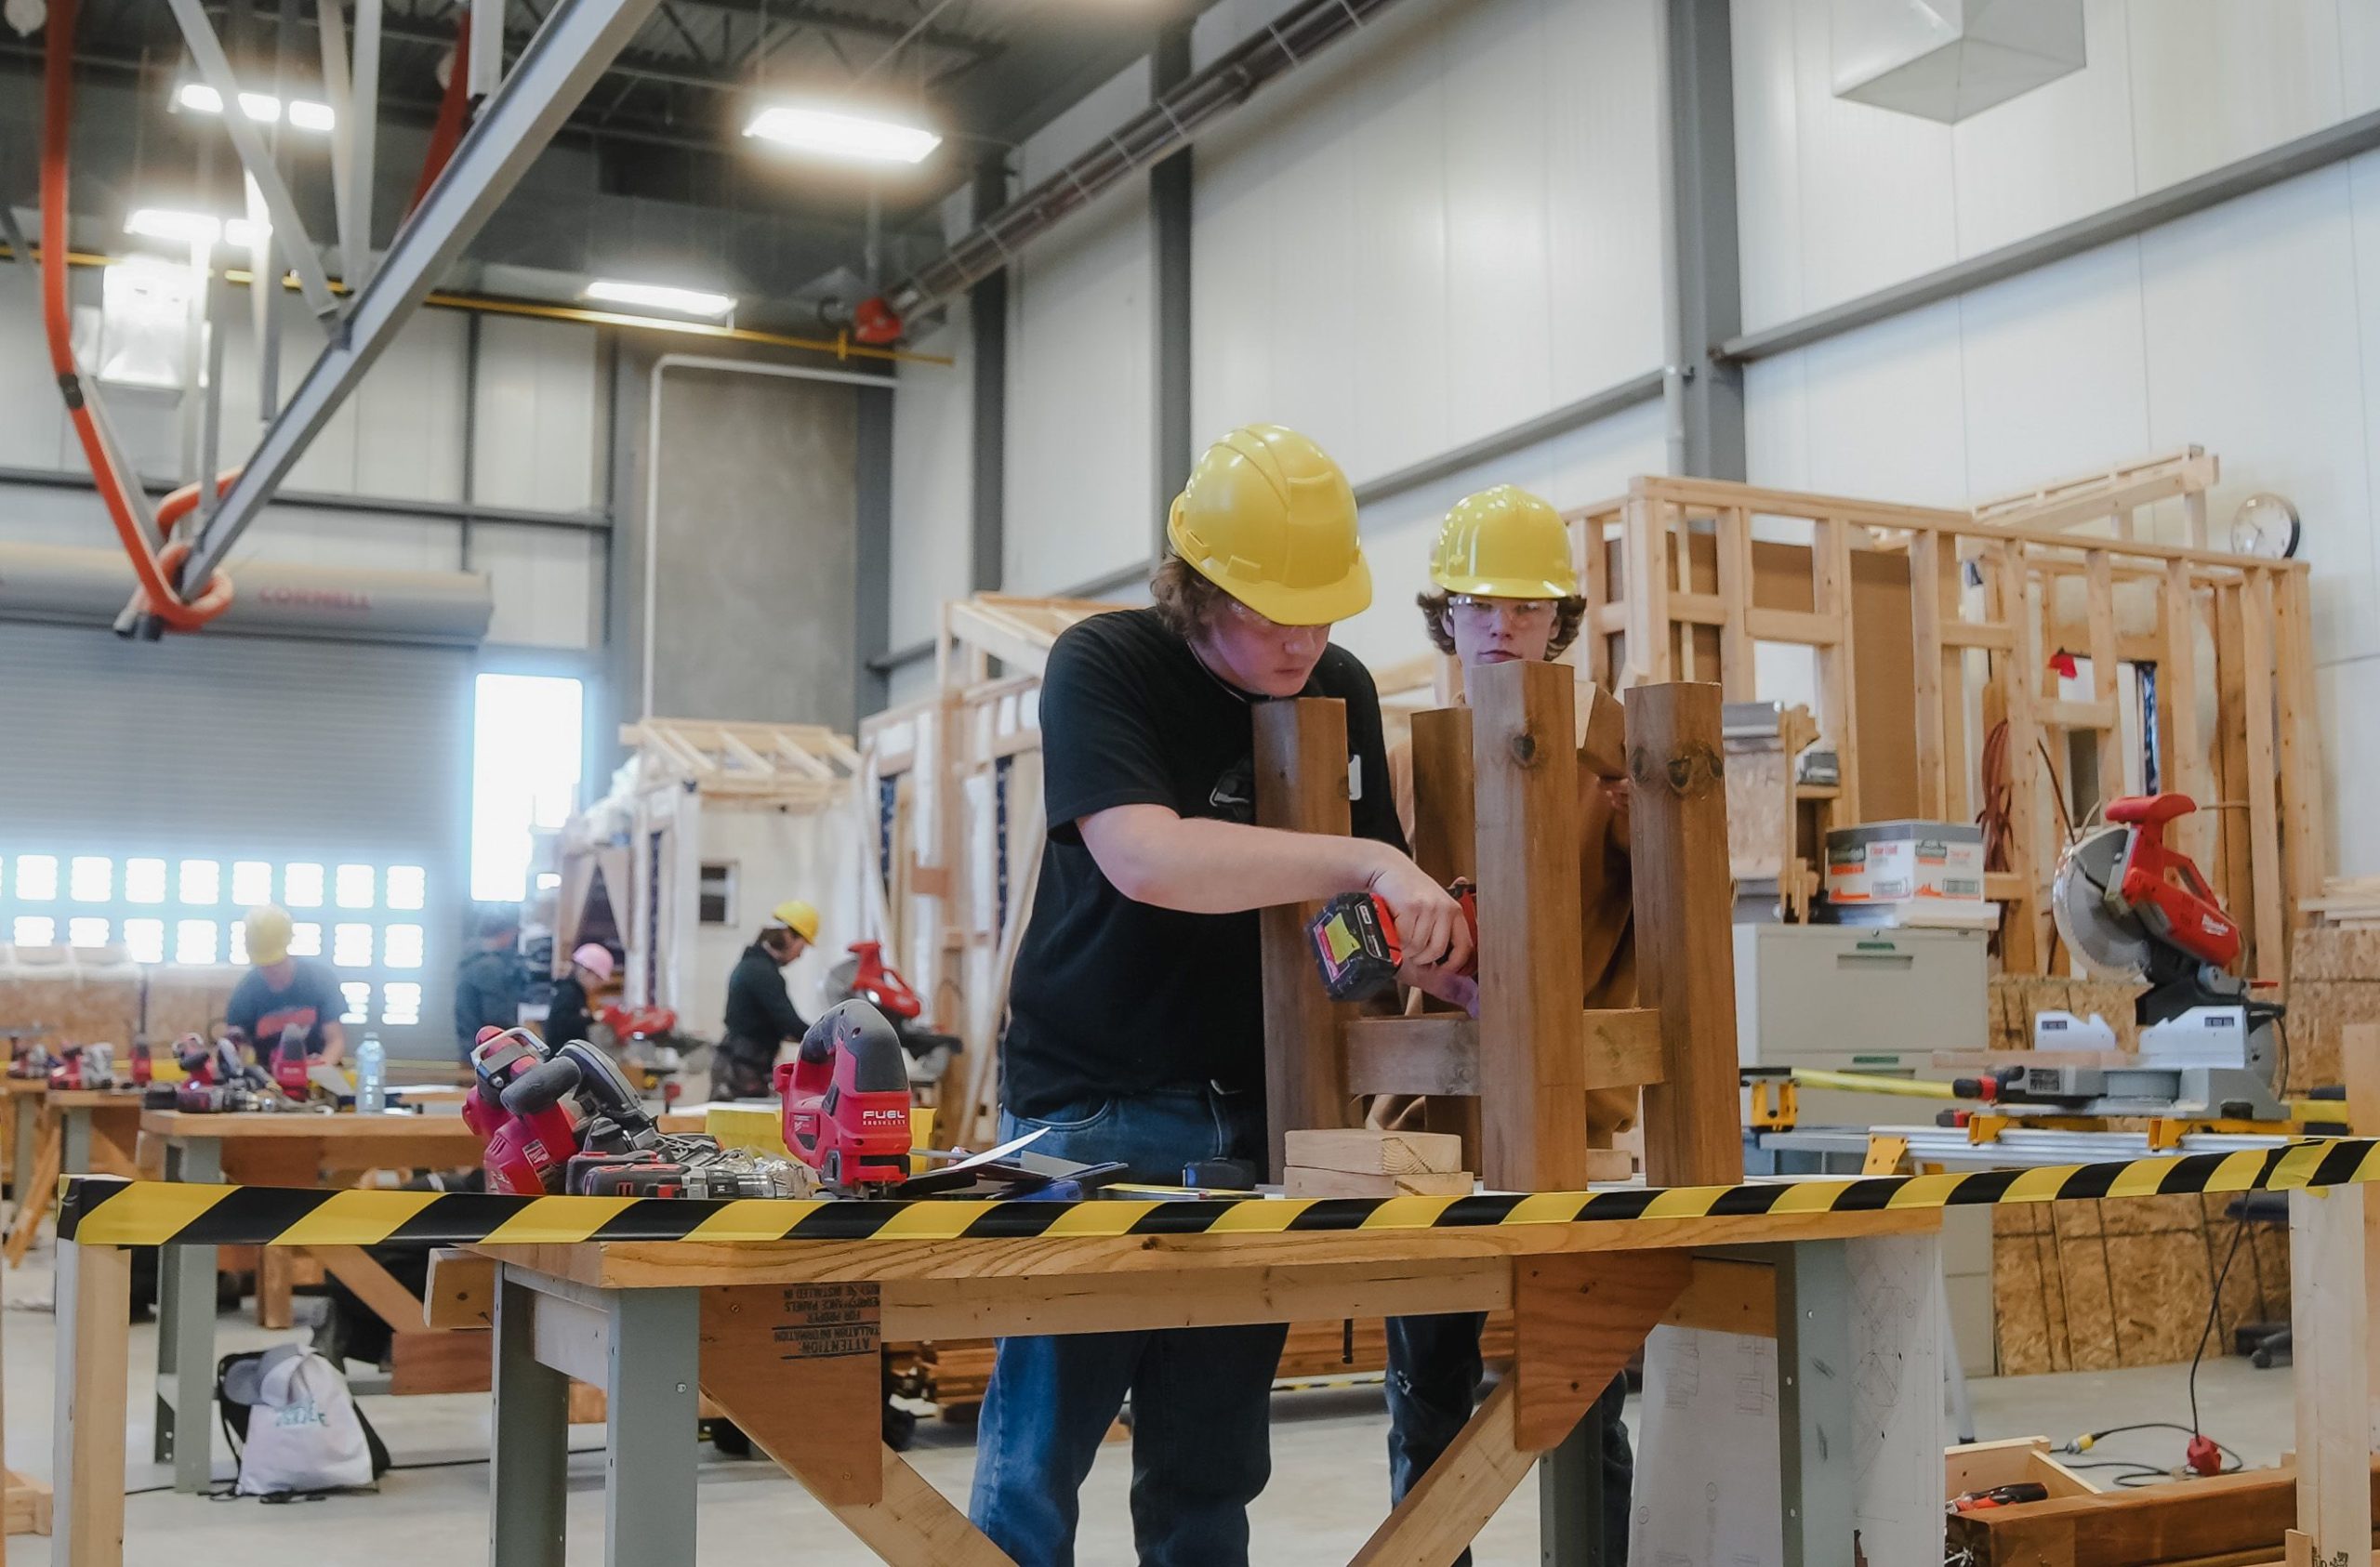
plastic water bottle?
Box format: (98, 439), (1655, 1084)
(356, 1030), (387, 1113)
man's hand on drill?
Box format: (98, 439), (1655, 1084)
(1366, 855), (1472, 975)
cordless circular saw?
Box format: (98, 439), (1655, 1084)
(2016, 793), (2287, 1120)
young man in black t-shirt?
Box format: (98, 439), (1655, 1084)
(968, 426), (1471, 1567)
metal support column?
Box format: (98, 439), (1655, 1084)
(602, 1287), (700, 1567)
(1776, 1240), (1857, 1566)
(1150, 20), (1195, 542)
(1663, 0), (1743, 481)
(154, 1137), (221, 1491)
(854, 379), (894, 721)
(490, 1271), (569, 1567)
(969, 156), (1009, 594)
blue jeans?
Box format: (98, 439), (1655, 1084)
(1384, 1313), (1633, 1566)
(970, 1085), (1287, 1567)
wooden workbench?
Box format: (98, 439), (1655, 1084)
(3, 1092), (144, 1268)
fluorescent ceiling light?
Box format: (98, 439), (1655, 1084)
(583, 279), (737, 319)
(126, 208), (269, 249)
(175, 81), (333, 131)
(743, 103), (940, 165)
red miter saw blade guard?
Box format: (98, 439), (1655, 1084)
(2106, 794), (2241, 969)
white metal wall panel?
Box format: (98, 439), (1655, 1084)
(225, 506), (459, 573)
(473, 317), (602, 514)
(889, 305), (972, 649)
(353, 309), (469, 504)
(2141, 168), (2375, 665)
(1544, 0), (1668, 406)
(475, 524), (602, 649)
(0, 266), (67, 470)
(1732, 0), (2380, 334)
(1955, 243), (2152, 499)
(2126, 0), (2344, 193)
(1442, 2), (1558, 450)
(0, 621), (471, 1053)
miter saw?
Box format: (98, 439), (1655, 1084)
(1995, 793), (2289, 1122)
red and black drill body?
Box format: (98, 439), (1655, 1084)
(1307, 879), (1479, 1003)
(465, 1028), (586, 1196)
(776, 999), (912, 1193)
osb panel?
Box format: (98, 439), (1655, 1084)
(2275, 978), (2380, 1092)
(0, 968), (140, 1046)
(2292, 927), (2380, 982)
(1987, 975), (2147, 1051)
(1993, 1225), (2062, 1376)
(2106, 1231), (2215, 1364)
(2099, 1192), (2211, 1236)
(144, 966), (243, 1043)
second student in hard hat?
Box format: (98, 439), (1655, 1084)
(225, 904), (348, 1065)
(969, 426), (1469, 1567)
(542, 942), (615, 1048)
(1382, 483), (1635, 1563)
(715, 900), (818, 1099)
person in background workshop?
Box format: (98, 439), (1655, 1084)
(543, 942), (614, 1047)
(225, 904), (347, 1065)
(1381, 483), (1635, 1564)
(715, 900), (817, 1100)
(453, 906), (526, 1058)
(968, 425), (1471, 1567)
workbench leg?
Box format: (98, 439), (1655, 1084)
(489, 1273), (568, 1567)
(1537, 1413), (1602, 1567)
(54, 1243), (129, 1567)
(1776, 1241), (1855, 1567)
(2289, 1185), (2373, 1566)
(11, 1093), (36, 1212)
(58, 1111), (90, 1179)
(604, 1287), (699, 1567)
(154, 1139), (219, 1491)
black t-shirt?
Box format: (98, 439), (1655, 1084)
(224, 959), (345, 1058)
(1002, 607), (1404, 1119)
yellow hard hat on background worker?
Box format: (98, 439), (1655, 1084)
(1167, 425), (1371, 625)
(245, 905), (294, 966)
(1429, 484), (1579, 599)
(766, 900), (820, 944)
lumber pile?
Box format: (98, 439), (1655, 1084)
(1282, 1129), (1474, 1200)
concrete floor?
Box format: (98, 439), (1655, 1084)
(0, 1242), (2301, 1566)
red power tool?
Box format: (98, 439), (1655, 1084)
(464, 1027), (587, 1195)
(776, 1000), (913, 1193)
(2103, 794), (2241, 968)
(1307, 879), (1479, 1003)
(271, 1025), (314, 1100)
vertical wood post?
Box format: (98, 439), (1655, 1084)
(53, 1242), (128, 1567)
(2290, 1183), (2373, 1566)
(1408, 707), (1482, 1163)
(1627, 681), (1745, 1188)
(1254, 698), (1354, 1181)
(1470, 661), (1588, 1192)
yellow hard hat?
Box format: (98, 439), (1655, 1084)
(1429, 484), (1579, 599)
(245, 905), (294, 966)
(767, 900), (820, 943)
(1165, 425), (1371, 626)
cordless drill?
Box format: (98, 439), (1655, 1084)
(1306, 879), (1479, 1003)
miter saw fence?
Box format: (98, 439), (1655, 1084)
(2029, 794), (2287, 1122)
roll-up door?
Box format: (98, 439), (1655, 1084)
(0, 621), (472, 1057)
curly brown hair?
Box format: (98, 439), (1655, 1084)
(1415, 589), (1587, 658)
(1150, 554), (1230, 641)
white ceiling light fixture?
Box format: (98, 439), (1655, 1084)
(743, 102), (941, 165)
(583, 279), (738, 319)
(175, 80), (334, 131)
(126, 208), (268, 249)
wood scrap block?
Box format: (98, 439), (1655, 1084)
(1283, 1128), (1462, 1177)
(1283, 1166), (1474, 1200)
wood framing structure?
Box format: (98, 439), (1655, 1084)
(1571, 462), (2320, 980)
(557, 718), (863, 1050)
(859, 594), (1124, 1148)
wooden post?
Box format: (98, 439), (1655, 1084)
(1626, 681), (1745, 1188)
(53, 1243), (127, 1567)
(2159, 561), (2209, 868)
(1253, 698), (1355, 1181)
(1469, 661), (1589, 1192)
(2240, 573), (2285, 980)
(1408, 707), (1483, 1165)
(2289, 1184), (2373, 1567)
(1908, 529), (1948, 821)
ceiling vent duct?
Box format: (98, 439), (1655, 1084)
(1831, 0), (2084, 124)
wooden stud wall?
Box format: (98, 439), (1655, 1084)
(1570, 470), (2321, 981)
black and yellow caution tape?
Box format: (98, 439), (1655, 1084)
(52, 1138), (2380, 1249)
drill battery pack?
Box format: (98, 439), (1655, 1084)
(1308, 891), (1403, 1002)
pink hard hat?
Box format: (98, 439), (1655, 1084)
(572, 943), (615, 984)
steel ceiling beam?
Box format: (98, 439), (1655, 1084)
(178, 0), (665, 586)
